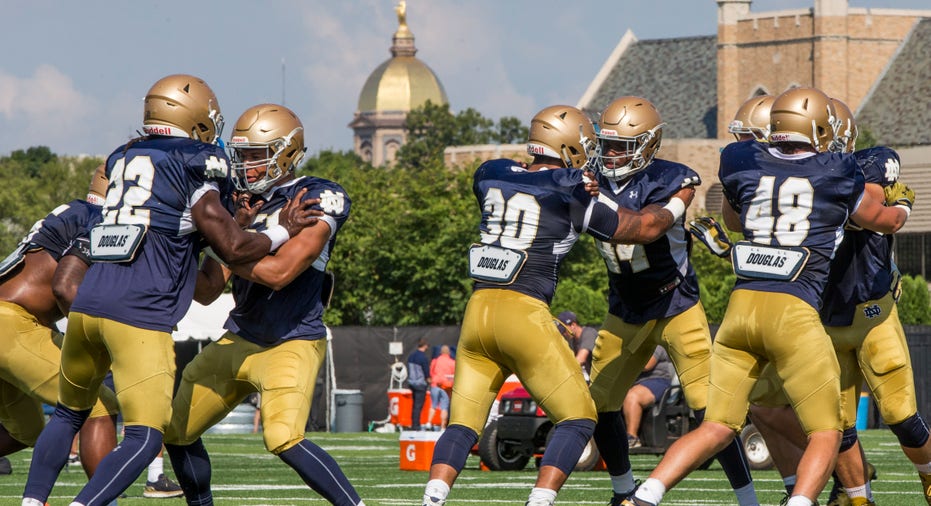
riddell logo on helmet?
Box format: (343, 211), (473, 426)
(600, 129), (618, 136)
(231, 136), (249, 143)
(769, 133), (792, 142)
(143, 125), (172, 136)
(527, 145), (546, 155)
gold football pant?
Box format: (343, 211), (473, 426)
(165, 332), (325, 454)
(828, 294), (917, 428)
(59, 312), (175, 431)
(589, 302), (712, 413)
(750, 293), (916, 430)
(0, 302), (117, 445)
(448, 289), (596, 435)
(710, 290), (842, 434)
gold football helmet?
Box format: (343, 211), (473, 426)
(143, 74), (224, 144)
(526, 105), (596, 169)
(768, 87), (836, 152)
(228, 104), (306, 194)
(829, 98), (857, 153)
(729, 95), (774, 141)
(594, 96), (664, 181)
(87, 164), (108, 205)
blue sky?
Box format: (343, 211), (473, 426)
(1, 0), (927, 158)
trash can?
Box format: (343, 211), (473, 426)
(333, 389), (364, 432)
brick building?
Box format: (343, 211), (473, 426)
(574, 0), (931, 276)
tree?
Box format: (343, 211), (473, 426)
(300, 150), (476, 325)
(0, 148), (102, 254)
(898, 274), (931, 325)
(397, 102), (527, 169)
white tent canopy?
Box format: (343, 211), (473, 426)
(172, 293), (234, 342)
(54, 293), (235, 341)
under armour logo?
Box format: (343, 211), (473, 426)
(863, 304), (882, 319)
(629, 190), (638, 199)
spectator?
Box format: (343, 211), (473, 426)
(429, 345), (456, 430)
(557, 311), (597, 379)
(407, 339), (431, 430)
(623, 346), (674, 448)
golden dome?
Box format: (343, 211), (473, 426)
(357, 56), (448, 112)
(356, 1), (447, 113)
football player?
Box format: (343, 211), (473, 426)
(728, 94), (775, 142)
(163, 103), (364, 506)
(0, 165), (118, 478)
(729, 99), (926, 506)
(22, 75), (320, 506)
(584, 96), (758, 506)
(624, 87), (909, 506)
(421, 105), (694, 506)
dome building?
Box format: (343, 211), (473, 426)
(350, 1), (448, 166)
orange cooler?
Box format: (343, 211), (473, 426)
(399, 430), (442, 471)
(388, 388), (442, 427)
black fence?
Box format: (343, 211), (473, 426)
(901, 326), (931, 427)
(175, 324), (931, 432)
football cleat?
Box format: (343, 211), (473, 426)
(143, 473), (184, 498)
(920, 471), (931, 505)
(609, 479), (642, 506)
(826, 481), (849, 506)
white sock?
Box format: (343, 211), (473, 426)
(148, 456), (164, 482)
(733, 482), (759, 505)
(635, 478), (666, 504)
(845, 484), (868, 499)
(22, 499), (45, 506)
(611, 470), (637, 495)
(785, 496), (813, 506)
(69, 502), (86, 506)
(424, 479), (450, 501)
(527, 487), (557, 505)
(915, 461), (931, 474)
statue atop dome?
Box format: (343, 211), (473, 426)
(395, 1), (407, 30)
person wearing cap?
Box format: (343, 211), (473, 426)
(556, 311), (597, 379)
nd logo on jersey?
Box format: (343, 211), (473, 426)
(863, 304), (882, 319)
(319, 190), (346, 214)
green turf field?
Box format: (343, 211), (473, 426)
(0, 429), (925, 505)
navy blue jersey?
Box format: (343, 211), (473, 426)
(27, 200), (102, 264)
(719, 141), (865, 309)
(471, 159), (620, 304)
(225, 177), (350, 346)
(594, 159), (702, 323)
(72, 137), (231, 332)
(820, 147), (900, 325)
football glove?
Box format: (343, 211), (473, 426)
(883, 181), (915, 209)
(689, 216), (733, 258)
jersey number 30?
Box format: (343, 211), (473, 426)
(480, 188), (540, 250)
